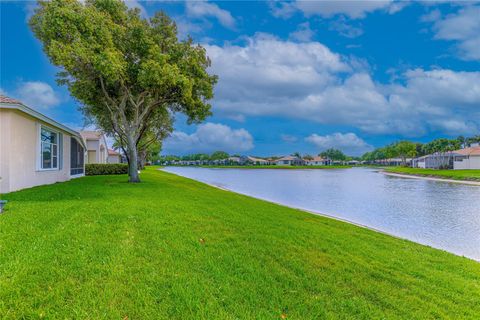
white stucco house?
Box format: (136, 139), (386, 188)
(240, 156), (270, 165)
(79, 131), (109, 164)
(305, 156), (330, 166)
(275, 156), (304, 166)
(453, 144), (480, 169)
(107, 149), (122, 164)
(412, 145), (480, 170)
(0, 95), (86, 193)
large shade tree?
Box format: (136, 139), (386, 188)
(30, 0), (217, 182)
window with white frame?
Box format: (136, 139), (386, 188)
(40, 126), (59, 170)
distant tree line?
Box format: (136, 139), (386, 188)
(361, 135), (480, 165)
(160, 151), (233, 162)
(158, 135), (480, 165)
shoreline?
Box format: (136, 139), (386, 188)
(160, 168), (478, 262)
(381, 171), (480, 186)
(165, 165), (352, 170)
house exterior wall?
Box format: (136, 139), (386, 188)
(0, 109), (79, 193)
(88, 151), (97, 163)
(86, 140), (99, 152)
(306, 161), (328, 166)
(84, 137), (107, 164)
(107, 155), (121, 164)
(454, 155), (480, 169)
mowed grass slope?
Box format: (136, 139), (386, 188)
(1, 168), (479, 319)
(385, 167), (480, 181)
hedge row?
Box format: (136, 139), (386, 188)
(85, 163), (128, 176)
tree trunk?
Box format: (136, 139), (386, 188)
(126, 134), (140, 183)
(137, 149), (147, 170)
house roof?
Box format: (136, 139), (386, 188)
(247, 156), (268, 162)
(276, 155), (301, 161)
(0, 95), (22, 105)
(79, 130), (109, 151)
(306, 156), (327, 162)
(0, 94), (86, 148)
(453, 146), (480, 156)
(80, 131), (103, 141)
(108, 149), (120, 156)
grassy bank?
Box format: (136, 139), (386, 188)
(193, 165), (351, 169)
(385, 167), (480, 181)
(1, 168), (479, 319)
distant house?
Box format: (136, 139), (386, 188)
(227, 156), (241, 164)
(275, 155), (304, 166)
(0, 95), (86, 193)
(79, 131), (109, 164)
(241, 156), (270, 165)
(305, 156), (330, 166)
(412, 155), (428, 168)
(107, 149), (122, 164)
(412, 152), (456, 169)
(376, 158), (412, 166)
(453, 144), (480, 170)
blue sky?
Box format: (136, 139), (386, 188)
(1, 1), (479, 156)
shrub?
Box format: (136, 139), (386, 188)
(85, 164), (128, 176)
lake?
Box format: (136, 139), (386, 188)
(162, 167), (480, 261)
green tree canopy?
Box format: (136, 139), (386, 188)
(210, 151), (229, 160)
(319, 148), (347, 161)
(30, 0), (217, 182)
(394, 141), (417, 166)
(422, 138), (461, 154)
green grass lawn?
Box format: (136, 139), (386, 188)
(385, 167), (480, 181)
(1, 168), (479, 319)
(193, 165), (351, 169)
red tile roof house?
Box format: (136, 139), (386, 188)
(0, 95), (86, 193)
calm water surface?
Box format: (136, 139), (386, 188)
(163, 167), (480, 261)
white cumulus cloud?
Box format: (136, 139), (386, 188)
(426, 5), (480, 60)
(15, 81), (60, 109)
(306, 132), (373, 156)
(271, 0), (404, 19)
(204, 34), (480, 137)
(163, 122), (254, 155)
(186, 0), (236, 29)
(289, 22), (315, 42)
(206, 33), (349, 104)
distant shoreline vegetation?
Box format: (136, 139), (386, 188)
(385, 167), (480, 182)
(177, 165), (351, 169)
(158, 149), (358, 167)
(156, 135), (480, 168)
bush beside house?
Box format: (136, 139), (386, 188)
(85, 164), (128, 176)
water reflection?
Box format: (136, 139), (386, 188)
(163, 167), (480, 261)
